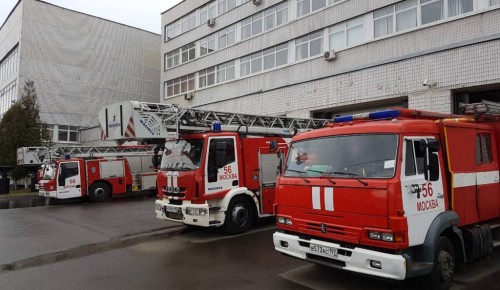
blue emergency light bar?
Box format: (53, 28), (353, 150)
(211, 121), (222, 132)
(333, 109), (401, 123)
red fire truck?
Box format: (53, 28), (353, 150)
(98, 101), (327, 234)
(17, 146), (158, 201)
(273, 103), (499, 290)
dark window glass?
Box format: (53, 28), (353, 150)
(405, 140), (416, 176)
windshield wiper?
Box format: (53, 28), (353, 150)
(285, 169), (310, 183)
(327, 171), (368, 187)
(306, 169), (336, 185)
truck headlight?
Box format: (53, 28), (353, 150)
(277, 216), (293, 226)
(186, 207), (208, 216)
(369, 231), (394, 243)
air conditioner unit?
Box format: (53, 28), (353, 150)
(253, 0), (262, 6)
(207, 18), (215, 27)
(184, 92), (194, 101)
(324, 49), (336, 62)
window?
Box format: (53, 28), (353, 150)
(493, 0), (500, 5)
(421, 0), (444, 25)
(448, 0), (473, 17)
(374, 1), (417, 38)
(241, 2), (289, 40)
(218, 25), (236, 49)
(298, 0), (326, 17)
(200, 34), (216, 56)
(60, 162), (79, 180)
(295, 31), (323, 61)
(329, 16), (364, 51)
(165, 21), (181, 41)
(276, 2), (288, 26)
(396, 0), (417, 32)
(218, 0), (236, 14)
(165, 74), (194, 98)
(200, 2), (217, 25)
(240, 43), (288, 77)
(240, 56), (251, 77)
(58, 126), (79, 142)
(166, 49), (180, 69)
(199, 67), (216, 88)
(405, 139), (425, 176)
(0, 46), (19, 84)
(181, 44), (196, 63)
(263, 43), (289, 70)
(217, 61), (235, 83)
(476, 134), (492, 165)
(44, 124), (54, 142)
(181, 12), (197, 33)
(251, 52), (263, 74)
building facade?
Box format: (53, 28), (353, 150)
(161, 0), (500, 119)
(0, 0), (161, 145)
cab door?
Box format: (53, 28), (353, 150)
(57, 161), (82, 198)
(400, 137), (445, 246)
(204, 137), (239, 195)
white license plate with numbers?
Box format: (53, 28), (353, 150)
(310, 244), (338, 258)
(164, 206), (180, 213)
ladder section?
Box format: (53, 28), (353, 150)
(460, 100), (500, 115)
(17, 145), (154, 166)
(99, 101), (329, 142)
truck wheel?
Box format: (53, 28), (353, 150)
(88, 182), (110, 202)
(425, 236), (455, 290)
(223, 196), (254, 235)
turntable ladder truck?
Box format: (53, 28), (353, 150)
(98, 101), (328, 234)
(17, 145), (158, 201)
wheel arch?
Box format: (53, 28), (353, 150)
(417, 211), (466, 264)
(220, 187), (259, 225)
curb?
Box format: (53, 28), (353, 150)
(0, 225), (188, 274)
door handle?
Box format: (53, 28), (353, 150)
(76, 185), (81, 188)
(436, 194), (444, 199)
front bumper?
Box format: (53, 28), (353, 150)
(155, 199), (214, 227)
(38, 189), (57, 198)
(273, 232), (407, 281)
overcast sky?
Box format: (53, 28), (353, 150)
(0, 0), (183, 34)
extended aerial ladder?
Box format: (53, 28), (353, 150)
(98, 101), (329, 143)
(17, 145), (155, 166)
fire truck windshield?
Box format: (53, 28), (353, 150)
(42, 164), (56, 180)
(285, 134), (398, 179)
(161, 139), (204, 171)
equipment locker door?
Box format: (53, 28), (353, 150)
(258, 149), (280, 215)
(475, 130), (500, 221)
(56, 161), (82, 198)
(400, 137), (445, 246)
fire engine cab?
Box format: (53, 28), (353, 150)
(98, 101), (327, 234)
(273, 103), (500, 290)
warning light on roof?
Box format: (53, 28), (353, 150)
(212, 121), (222, 132)
(333, 109), (401, 123)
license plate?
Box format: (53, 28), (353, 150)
(310, 244), (338, 258)
(164, 206), (180, 213)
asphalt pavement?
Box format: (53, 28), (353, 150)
(0, 196), (183, 268)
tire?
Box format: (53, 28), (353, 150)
(88, 182), (111, 202)
(223, 196), (254, 235)
(423, 236), (455, 290)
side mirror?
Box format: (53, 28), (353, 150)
(421, 139), (440, 181)
(269, 139), (278, 153)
